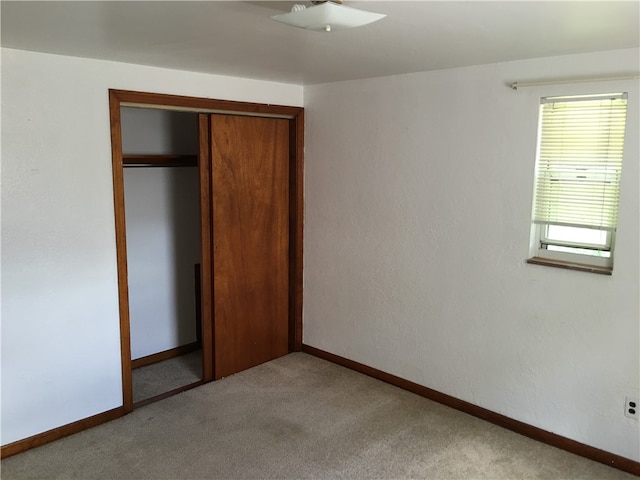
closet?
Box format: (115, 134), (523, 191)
(121, 107), (202, 405)
(110, 90), (304, 412)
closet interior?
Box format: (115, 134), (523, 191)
(121, 107), (202, 406)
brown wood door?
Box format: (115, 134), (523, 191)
(210, 114), (290, 379)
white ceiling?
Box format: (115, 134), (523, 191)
(1, 1), (639, 85)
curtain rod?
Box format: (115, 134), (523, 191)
(509, 74), (639, 90)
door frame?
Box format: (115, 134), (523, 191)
(108, 89), (304, 413)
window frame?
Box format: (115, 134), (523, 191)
(530, 223), (615, 270)
(527, 92), (628, 274)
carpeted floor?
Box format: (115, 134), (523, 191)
(2, 353), (636, 479)
(133, 350), (202, 403)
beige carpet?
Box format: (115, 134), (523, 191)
(133, 350), (202, 403)
(2, 353), (635, 479)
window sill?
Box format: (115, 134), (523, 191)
(526, 257), (612, 276)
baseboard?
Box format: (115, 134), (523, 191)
(0, 407), (125, 459)
(301, 344), (640, 477)
(131, 341), (200, 369)
(133, 380), (205, 409)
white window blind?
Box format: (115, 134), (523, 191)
(533, 93), (628, 231)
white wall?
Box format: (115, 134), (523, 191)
(121, 108), (200, 359)
(124, 168), (200, 360)
(121, 108), (198, 156)
(0, 47), (302, 446)
(304, 48), (640, 460)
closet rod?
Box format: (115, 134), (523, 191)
(122, 154), (198, 168)
(123, 164), (198, 168)
(509, 74), (639, 90)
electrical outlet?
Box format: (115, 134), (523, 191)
(624, 397), (638, 419)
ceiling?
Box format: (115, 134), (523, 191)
(1, 1), (639, 85)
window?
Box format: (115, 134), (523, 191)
(528, 93), (628, 273)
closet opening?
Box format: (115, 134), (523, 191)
(109, 90), (304, 413)
(121, 107), (203, 407)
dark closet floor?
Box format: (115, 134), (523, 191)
(132, 350), (202, 404)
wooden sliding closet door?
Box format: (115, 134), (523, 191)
(211, 114), (290, 379)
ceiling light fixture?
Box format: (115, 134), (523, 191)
(271, 1), (386, 32)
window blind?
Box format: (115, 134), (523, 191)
(533, 93), (627, 231)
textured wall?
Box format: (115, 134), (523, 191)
(1, 47), (302, 446)
(303, 48), (640, 460)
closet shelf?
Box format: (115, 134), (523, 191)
(123, 154), (198, 167)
